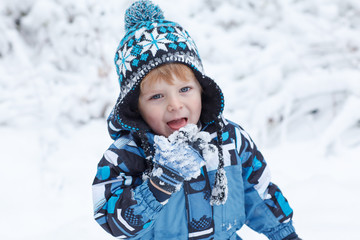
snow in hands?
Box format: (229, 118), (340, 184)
(168, 124), (219, 165)
(153, 124), (227, 205)
(154, 124), (218, 181)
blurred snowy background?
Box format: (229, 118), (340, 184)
(1, 0), (359, 239)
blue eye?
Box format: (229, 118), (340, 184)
(150, 94), (162, 100)
(180, 87), (190, 93)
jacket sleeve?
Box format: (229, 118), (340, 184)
(92, 133), (163, 239)
(235, 125), (297, 240)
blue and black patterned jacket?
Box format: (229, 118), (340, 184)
(92, 117), (296, 239)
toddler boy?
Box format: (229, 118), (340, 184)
(92, 1), (301, 239)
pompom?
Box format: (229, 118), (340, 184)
(125, 0), (165, 31)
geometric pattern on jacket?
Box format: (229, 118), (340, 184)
(92, 118), (295, 239)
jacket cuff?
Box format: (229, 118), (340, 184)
(133, 180), (164, 220)
(264, 221), (296, 240)
(282, 232), (299, 240)
(148, 181), (171, 203)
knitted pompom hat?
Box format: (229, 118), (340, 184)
(109, 0), (227, 205)
(111, 0), (224, 132)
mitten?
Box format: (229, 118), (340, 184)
(150, 124), (211, 193)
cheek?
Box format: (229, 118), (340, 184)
(141, 105), (165, 126)
(196, 93), (202, 111)
(144, 112), (167, 136)
(196, 101), (202, 118)
(142, 107), (158, 122)
(190, 95), (202, 122)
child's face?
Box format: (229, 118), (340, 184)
(138, 74), (202, 137)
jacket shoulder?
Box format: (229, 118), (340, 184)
(223, 118), (243, 130)
(96, 132), (147, 178)
(221, 118), (256, 156)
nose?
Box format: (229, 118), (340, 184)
(167, 95), (183, 112)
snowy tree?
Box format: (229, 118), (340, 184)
(0, 0), (359, 239)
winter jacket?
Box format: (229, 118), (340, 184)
(92, 117), (296, 240)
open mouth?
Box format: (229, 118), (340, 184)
(167, 118), (188, 130)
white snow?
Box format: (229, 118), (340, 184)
(154, 124), (207, 180)
(151, 166), (164, 178)
(167, 124), (201, 144)
(1, 0), (359, 239)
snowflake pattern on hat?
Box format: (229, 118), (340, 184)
(114, 20), (204, 105)
(140, 28), (172, 57)
(116, 44), (136, 78)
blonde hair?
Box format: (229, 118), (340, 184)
(140, 63), (199, 91)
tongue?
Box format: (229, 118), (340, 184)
(167, 118), (187, 130)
